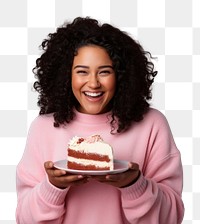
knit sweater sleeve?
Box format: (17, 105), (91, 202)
(119, 110), (184, 224)
(16, 116), (69, 223)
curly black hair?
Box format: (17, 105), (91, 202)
(33, 17), (157, 133)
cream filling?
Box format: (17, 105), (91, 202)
(68, 156), (113, 169)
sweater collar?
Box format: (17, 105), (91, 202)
(74, 109), (112, 125)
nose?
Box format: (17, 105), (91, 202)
(87, 74), (100, 88)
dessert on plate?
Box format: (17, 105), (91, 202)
(67, 135), (114, 171)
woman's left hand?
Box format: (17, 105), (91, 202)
(91, 162), (140, 188)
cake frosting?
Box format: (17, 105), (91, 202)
(67, 135), (114, 170)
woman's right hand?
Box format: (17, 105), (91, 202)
(44, 161), (88, 189)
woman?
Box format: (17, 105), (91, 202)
(16, 17), (184, 223)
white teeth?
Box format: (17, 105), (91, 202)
(85, 92), (102, 97)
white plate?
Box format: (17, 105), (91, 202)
(54, 159), (129, 175)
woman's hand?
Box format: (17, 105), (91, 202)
(44, 161), (88, 189)
(91, 162), (140, 188)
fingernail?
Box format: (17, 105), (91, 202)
(61, 170), (66, 175)
(78, 175), (83, 179)
(106, 175), (110, 180)
(49, 162), (54, 167)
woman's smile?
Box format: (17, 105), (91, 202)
(84, 91), (104, 98)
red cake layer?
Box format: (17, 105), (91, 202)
(68, 161), (110, 170)
(68, 149), (110, 162)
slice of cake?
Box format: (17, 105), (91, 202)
(67, 135), (114, 171)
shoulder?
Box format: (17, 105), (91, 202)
(143, 108), (169, 126)
(141, 108), (175, 143)
(125, 108), (171, 135)
(131, 108), (173, 138)
(145, 108), (165, 118)
(32, 113), (54, 125)
(28, 113), (55, 133)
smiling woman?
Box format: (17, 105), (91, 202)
(71, 45), (116, 115)
(16, 17), (184, 224)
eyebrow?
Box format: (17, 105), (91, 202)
(73, 65), (114, 69)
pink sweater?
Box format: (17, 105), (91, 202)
(16, 108), (184, 224)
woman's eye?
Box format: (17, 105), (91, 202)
(99, 70), (111, 75)
(77, 70), (87, 74)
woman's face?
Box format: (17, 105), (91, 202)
(71, 45), (116, 114)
